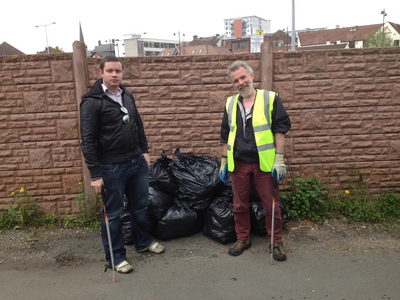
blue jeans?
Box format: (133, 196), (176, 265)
(100, 155), (153, 265)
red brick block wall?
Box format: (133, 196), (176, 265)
(86, 54), (262, 160)
(0, 54), (82, 215)
(274, 48), (400, 194)
(1, 47), (399, 216)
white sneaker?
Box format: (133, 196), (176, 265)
(148, 242), (165, 254)
(115, 260), (133, 274)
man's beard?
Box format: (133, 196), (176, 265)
(237, 81), (254, 98)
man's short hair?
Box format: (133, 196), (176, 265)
(227, 61), (253, 82)
(100, 56), (123, 71)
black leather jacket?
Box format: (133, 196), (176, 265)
(80, 79), (148, 179)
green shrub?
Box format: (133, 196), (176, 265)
(281, 177), (328, 222)
(378, 191), (400, 221)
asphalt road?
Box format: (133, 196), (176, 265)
(1, 247), (399, 300)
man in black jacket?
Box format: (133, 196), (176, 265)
(80, 56), (164, 274)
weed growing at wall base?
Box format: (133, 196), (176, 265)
(283, 171), (400, 224)
(281, 177), (329, 223)
(7, 187), (39, 228)
(0, 187), (59, 230)
(62, 183), (101, 229)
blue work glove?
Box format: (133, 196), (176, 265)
(271, 153), (287, 183)
(220, 157), (228, 183)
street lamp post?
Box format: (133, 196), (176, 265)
(138, 33), (146, 57)
(291, 0), (296, 51)
(105, 39), (122, 57)
(35, 22), (56, 53)
(173, 31), (185, 54)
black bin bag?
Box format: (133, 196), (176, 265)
(121, 211), (134, 245)
(170, 148), (221, 211)
(203, 197), (236, 244)
(154, 204), (203, 240)
(148, 186), (174, 221)
(149, 150), (179, 196)
(120, 198), (133, 245)
(250, 197), (290, 236)
(249, 201), (268, 236)
(218, 171), (233, 202)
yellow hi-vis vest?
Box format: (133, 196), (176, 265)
(226, 90), (276, 172)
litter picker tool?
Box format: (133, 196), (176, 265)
(104, 204), (116, 282)
(270, 174), (277, 265)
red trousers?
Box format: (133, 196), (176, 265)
(230, 160), (282, 243)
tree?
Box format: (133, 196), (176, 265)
(52, 46), (64, 53)
(365, 29), (395, 48)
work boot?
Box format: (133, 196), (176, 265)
(228, 239), (251, 256)
(270, 242), (287, 261)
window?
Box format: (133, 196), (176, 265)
(154, 42), (160, 48)
(199, 49), (203, 54)
(167, 53), (171, 56)
(234, 42), (240, 49)
(241, 41), (247, 48)
(191, 50), (196, 54)
(144, 42), (149, 47)
(161, 53), (165, 56)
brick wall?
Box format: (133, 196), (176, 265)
(1, 45), (399, 215)
(85, 54), (261, 159)
(0, 54), (82, 215)
(274, 47), (400, 194)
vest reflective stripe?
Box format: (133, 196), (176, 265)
(253, 124), (270, 132)
(226, 95), (239, 161)
(226, 90), (276, 172)
(257, 143), (276, 151)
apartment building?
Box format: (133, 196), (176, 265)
(224, 16), (271, 38)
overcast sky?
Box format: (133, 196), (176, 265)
(2, 0), (399, 55)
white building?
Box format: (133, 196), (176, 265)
(123, 34), (178, 57)
(224, 16), (271, 38)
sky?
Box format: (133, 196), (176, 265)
(2, 0), (399, 55)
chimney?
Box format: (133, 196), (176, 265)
(193, 35), (198, 40)
(98, 40), (101, 46)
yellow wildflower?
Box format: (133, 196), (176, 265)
(345, 190), (349, 194)
(78, 182), (82, 185)
(11, 192), (15, 196)
(20, 187), (25, 193)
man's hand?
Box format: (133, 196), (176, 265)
(272, 153), (287, 183)
(91, 178), (104, 195)
(220, 157), (228, 183)
(143, 153), (150, 166)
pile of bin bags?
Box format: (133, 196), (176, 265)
(121, 148), (289, 245)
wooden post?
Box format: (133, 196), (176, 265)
(260, 41), (273, 91)
(72, 41), (94, 198)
